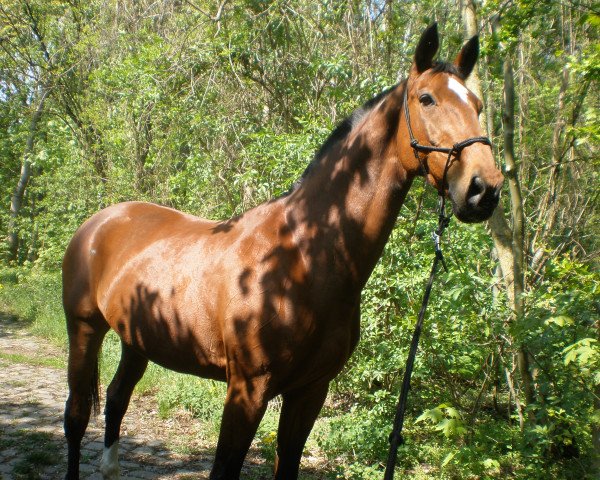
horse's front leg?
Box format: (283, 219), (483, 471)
(209, 375), (270, 480)
(274, 381), (329, 480)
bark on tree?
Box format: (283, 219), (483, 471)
(530, 66), (570, 273)
(7, 87), (48, 262)
(460, 0), (485, 107)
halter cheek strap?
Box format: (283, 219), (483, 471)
(402, 86), (492, 195)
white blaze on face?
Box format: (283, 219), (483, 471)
(100, 441), (120, 479)
(448, 77), (469, 104)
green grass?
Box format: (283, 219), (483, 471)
(0, 267), (66, 345)
(0, 351), (66, 369)
(1, 430), (60, 479)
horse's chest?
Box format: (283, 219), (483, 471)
(268, 305), (361, 388)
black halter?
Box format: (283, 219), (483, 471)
(402, 85), (492, 194)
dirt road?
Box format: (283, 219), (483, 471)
(0, 316), (284, 480)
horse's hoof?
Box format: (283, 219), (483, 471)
(100, 441), (120, 480)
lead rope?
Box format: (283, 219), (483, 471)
(383, 85), (492, 479)
(383, 194), (450, 480)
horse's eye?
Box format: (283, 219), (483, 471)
(419, 94), (435, 106)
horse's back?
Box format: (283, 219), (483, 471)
(62, 201), (213, 319)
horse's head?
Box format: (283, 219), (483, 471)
(401, 23), (504, 223)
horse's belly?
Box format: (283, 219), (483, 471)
(143, 345), (227, 381)
(102, 286), (227, 379)
(116, 317), (227, 380)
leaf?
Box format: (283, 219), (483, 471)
(564, 349), (579, 366)
(445, 406), (462, 419)
(441, 451), (456, 467)
(415, 407), (443, 424)
(563, 338), (599, 366)
(545, 315), (574, 327)
(483, 458), (500, 472)
(435, 418), (467, 438)
(579, 345), (597, 363)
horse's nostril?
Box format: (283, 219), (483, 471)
(466, 176), (485, 204)
(465, 176), (501, 213)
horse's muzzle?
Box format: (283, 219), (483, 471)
(454, 175), (502, 223)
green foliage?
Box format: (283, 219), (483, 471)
(564, 338), (599, 373)
(317, 407), (391, 465)
(0, 266), (64, 343)
(0, 1), (598, 478)
(156, 376), (226, 427)
(415, 404), (467, 439)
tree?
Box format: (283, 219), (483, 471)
(7, 86), (47, 261)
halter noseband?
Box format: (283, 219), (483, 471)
(402, 85), (492, 194)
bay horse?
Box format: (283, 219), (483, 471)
(63, 24), (503, 480)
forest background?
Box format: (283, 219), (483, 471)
(0, 0), (598, 478)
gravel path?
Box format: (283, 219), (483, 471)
(0, 316), (289, 480)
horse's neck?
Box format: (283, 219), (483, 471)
(286, 99), (413, 289)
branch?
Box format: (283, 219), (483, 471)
(182, 0), (228, 22)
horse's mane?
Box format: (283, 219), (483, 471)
(286, 61), (460, 194)
(431, 61), (462, 77)
(286, 83), (399, 194)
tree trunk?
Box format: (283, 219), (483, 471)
(502, 57), (536, 414)
(7, 88), (48, 262)
(460, 0), (485, 110)
(460, 0), (536, 426)
(530, 66), (570, 273)
(460, 2), (515, 298)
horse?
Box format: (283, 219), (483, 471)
(62, 23), (503, 480)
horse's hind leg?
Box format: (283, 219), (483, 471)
(64, 314), (109, 480)
(100, 342), (148, 480)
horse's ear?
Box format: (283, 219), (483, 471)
(414, 23), (439, 74)
(455, 35), (479, 79)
